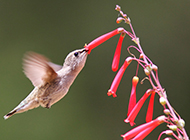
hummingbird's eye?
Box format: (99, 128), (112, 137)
(74, 52), (79, 57)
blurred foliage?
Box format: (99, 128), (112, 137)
(0, 0), (190, 140)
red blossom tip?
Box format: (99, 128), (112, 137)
(132, 76), (139, 85)
(107, 89), (117, 97)
(127, 76), (139, 116)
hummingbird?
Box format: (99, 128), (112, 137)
(4, 48), (88, 119)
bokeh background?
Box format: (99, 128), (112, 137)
(0, 0), (190, 139)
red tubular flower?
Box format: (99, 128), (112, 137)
(121, 115), (166, 140)
(127, 76), (139, 116)
(84, 27), (124, 54)
(124, 89), (153, 126)
(146, 91), (156, 122)
(112, 33), (126, 72)
(107, 57), (132, 97)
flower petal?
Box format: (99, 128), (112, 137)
(112, 33), (126, 72)
(107, 57), (132, 97)
(85, 28), (124, 54)
(121, 115), (166, 140)
(124, 89), (152, 126)
(146, 91), (156, 122)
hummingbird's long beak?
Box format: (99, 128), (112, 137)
(80, 48), (88, 54)
(80, 48), (88, 53)
(84, 48), (89, 52)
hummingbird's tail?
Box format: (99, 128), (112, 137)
(4, 109), (17, 120)
(4, 99), (40, 120)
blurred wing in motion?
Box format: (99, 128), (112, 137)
(23, 52), (59, 87)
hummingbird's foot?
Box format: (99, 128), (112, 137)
(45, 105), (51, 109)
(44, 99), (52, 109)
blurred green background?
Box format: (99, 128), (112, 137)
(0, 0), (190, 139)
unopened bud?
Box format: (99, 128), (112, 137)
(168, 125), (177, 131)
(116, 17), (125, 24)
(165, 130), (173, 135)
(164, 138), (174, 140)
(177, 119), (185, 128)
(115, 5), (121, 11)
(164, 109), (170, 115)
(123, 14), (127, 18)
(140, 54), (144, 59)
(151, 64), (158, 71)
(159, 97), (166, 106)
(144, 68), (150, 76)
(126, 57), (133, 64)
(120, 11), (124, 16)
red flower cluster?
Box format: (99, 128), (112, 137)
(83, 5), (188, 139)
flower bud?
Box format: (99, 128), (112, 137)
(164, 109), (170, 115)
(116, 17), (125, 24)
(151, 64), (158, 71)
(123, 14), (127, 18)
(168, 125), (177, 131)
(140, 54), (144, 59)
(165, 130), (173, 135)
(159, 97), (166, 106)
(115, 5), (121, 11)
(144, 68), (150, 76)
(164, 137), (174, 140)
(177, 119), (185, 128)
(119, 11), (124, 16)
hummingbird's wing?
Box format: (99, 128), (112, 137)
(23, 52), (59, 87)
(48, 62), (62, 72)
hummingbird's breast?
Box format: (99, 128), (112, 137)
(37, 77), (68, 108)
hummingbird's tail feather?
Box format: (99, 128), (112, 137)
(4, 98), (40, 120)
(4, 109), (17, 119)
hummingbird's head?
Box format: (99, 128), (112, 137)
(64, 48), (88, 71)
